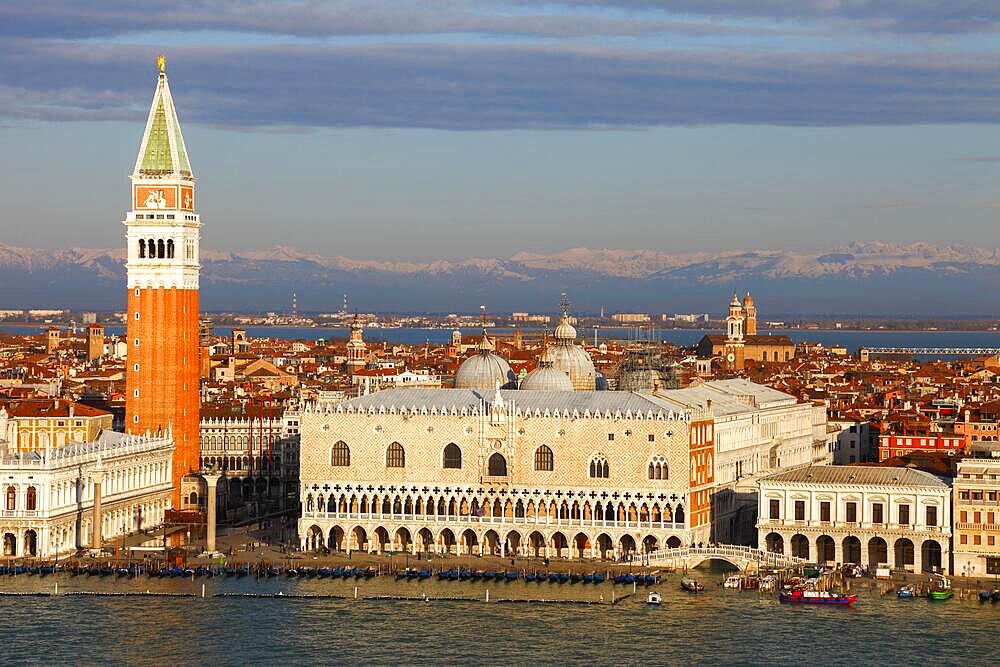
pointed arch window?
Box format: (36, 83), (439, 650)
(589, 456), (609, 479)
(648, 456), (669, 480)
(330, 441), (350, 467)
(534, 445), (554, 471)
(443, 443), (462, 469)
(386, 442), (405, 468)
(487, 452), (508, 477)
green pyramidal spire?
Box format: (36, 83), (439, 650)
(134, 55), (193, 179)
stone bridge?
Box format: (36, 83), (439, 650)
(646, 545), (805, 572)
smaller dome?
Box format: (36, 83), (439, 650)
(743, 292), (754, 307)
(477, 334), (495, 352)
(554, 316), (577, 342)
(520, 361), (573, 391)
(455, 348), (515, 390)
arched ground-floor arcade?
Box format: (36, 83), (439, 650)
(298, 518), (693, 561)
(759, 528), (949, 574)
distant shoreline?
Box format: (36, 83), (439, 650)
(1, 321), (997, 335)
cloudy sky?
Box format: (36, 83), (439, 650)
(1, 1), (998, 260)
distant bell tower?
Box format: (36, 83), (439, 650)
(724, 293), (745, 371)
(742, 292), (757, 337)
(124, 55), (201, 508)
(346, 314), (367, 369)
(87, 324), (105, 362)
(46, 327), (60, 355)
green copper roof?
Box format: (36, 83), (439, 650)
(139, 98), (171, 174)
(172, 103), (191, 175)
(136, 74), (192, 178)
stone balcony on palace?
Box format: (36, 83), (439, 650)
(756, 518), (947, 534)
(955, 522), (1000, 532)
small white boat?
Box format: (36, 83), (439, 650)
(646, 591), (662, 605)
(724, 574), (742, 589)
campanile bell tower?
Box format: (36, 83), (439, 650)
(124, 55), (201, 507)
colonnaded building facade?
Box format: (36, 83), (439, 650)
(0, 432), (174, 558)
(756, 466), (951, 573)
(298, 379), (825, 559)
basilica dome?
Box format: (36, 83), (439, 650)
(520, 360), (574, 391)
(454, 335), (516, 390)
(553, 318), (577, 342)
(549, 306), (597, 391)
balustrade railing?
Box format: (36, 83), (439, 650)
(646, 545), (805, 566)
(301, 509), (685, 531)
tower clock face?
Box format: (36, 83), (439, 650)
(726, 352), (735, 363)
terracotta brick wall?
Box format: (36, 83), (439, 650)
(125, 287), (200, 507)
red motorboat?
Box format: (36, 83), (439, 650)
(779, 590), (857, 606)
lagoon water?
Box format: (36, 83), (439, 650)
(4, 324), (1000, 353)
(0, 566), (995, 665)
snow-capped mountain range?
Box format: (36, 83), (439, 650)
(1, 242), (997, 316)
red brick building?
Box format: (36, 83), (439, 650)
(688, 419), (716, 532)
(878, 432), (966, 462)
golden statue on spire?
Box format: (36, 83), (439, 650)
(156, 54), (166, 73)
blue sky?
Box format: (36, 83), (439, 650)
(1, 1), (998, 260)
